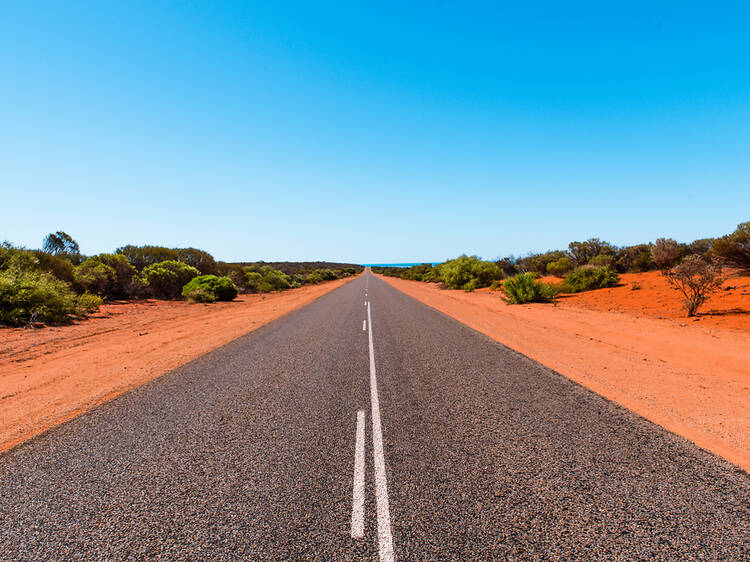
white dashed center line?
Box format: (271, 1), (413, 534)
(367, 301), (395, 561)
(351, 410), (366, 538)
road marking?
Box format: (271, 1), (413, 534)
(351, 410), (366, 538)
(367, 301), (395, 561)
(363, 320), (367, 331)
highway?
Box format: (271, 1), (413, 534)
(1, 271), (748, 560)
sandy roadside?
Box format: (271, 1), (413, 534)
(378, 275), (750, 472)
(0, 275), (358, 452)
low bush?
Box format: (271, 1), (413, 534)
(502, 273), (558, 304)
(516, 250), (567, 275)
(182, 275), (238, 303)
(614, 244), (654, 273)
(74, 259), (117, 296)
(401, 263), (438, 282)
(437, 255), (502, 291)
(561, 266), (619, 293)
(245, 266), (292, 292)
(89, 254), (140, 297)
(77, 292), (103, 313)
(665, 256), (723, 316)
(313, 268), (338, 281)
(33, 251), (77, 284)
(588, 254), (613, 268)
(304, 271), (323, 285)
(546, 257), (572, 277)
(0, 266), (79, 326)
(142, 260), (200, 298)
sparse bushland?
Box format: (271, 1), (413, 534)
(142, 260), (200, 299)
(664, 255), (724, 317)
(182, 275), (238, 303)
(239, 261), (363, 276)
(560, 265), (619, 293)
(1, 234), (355, 326)
(502, 273), (558, 304)
(437, 255), (503, 291)
(245, 265), (293, 293)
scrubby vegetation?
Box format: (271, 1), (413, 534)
(371, 224), (745, 311)
(181, 275), (238, 303)
(561, 266), (619, 293)
(502, 273), (558, 304)
(0, 244), (95, 326)
(437, 255), (503, 291)
(142, 260), (201, 299)
(0, 234), (359, 327)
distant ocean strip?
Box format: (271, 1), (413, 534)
(361, 263), (440, 268)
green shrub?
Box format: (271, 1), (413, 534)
(77, 292), (103, 313)
(304, 271), (323, 285)
(89, 254), (139, 297)
(182, 275), (238, 303)
(33, 251), (77, 284)
(561, 266), (619, 293)
(437, 255), (502, 291)
(516, 251), (567, 275)
(142, 260), (200, 298)
(546, 257), (572, 277)
(588, 254), (613, 268)
(502, 273), (558, 304)
(313, 268), (338, 281)
(74, 259), (117, 296)
(0, 266), (79, 326)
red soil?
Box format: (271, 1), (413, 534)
(0, 276), (357, 452)
(378, 273), (750, 472)
(538, 270), (750, 331)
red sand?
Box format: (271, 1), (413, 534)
(539, 270), (750, 331)
(0, 276), (357, 452)
(379, 273), (750, 472)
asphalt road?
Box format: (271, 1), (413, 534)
(1, 271), (749, 560)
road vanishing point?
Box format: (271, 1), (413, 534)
(1, 271), (749, 560)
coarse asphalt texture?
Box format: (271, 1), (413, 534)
(1, 271), (749, 560)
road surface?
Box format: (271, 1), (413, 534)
(1, 271), (748, 560)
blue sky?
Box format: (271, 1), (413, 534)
(2, 1), (748, 263)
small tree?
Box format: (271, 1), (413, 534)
(652, 238), (681, 271)
(42, 231), (80, 260)
(664, 255), (723, 317)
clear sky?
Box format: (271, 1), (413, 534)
(2, 1), (749, 263)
